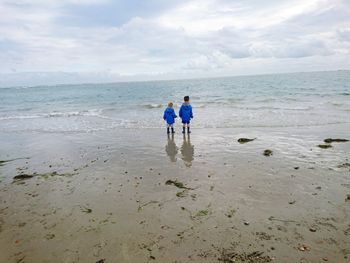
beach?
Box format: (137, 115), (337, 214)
(0, 124), (349, 262)
(0, 71), (350, 262)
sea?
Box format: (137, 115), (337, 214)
(0, 71), (349, 133)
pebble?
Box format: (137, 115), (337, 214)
(309, 227), (317, 232)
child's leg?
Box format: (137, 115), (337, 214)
(187, 123), (191, 133)
(182, 122), (186, 134)
(171, 124), (175, 133)
(167, 124), (170, 134)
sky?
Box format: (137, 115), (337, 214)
(0, 0), (350, 86)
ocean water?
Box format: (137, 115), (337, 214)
(0, 71), (349, 133)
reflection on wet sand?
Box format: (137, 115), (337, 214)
(181, 134), (194, 167)
(165, 134), (178, 162)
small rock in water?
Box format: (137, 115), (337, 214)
(346, 194), (350, 202)
(324, 138), (349, 143)
(294, 167), (299, 170)
(238, 138), (256, 144)
(338, 163), (350, 168)
(13, 174), (34, 180)
(289, 200), (296, 205)
(263, 149), (273, 156)
(96, 260), (105, 263)
(244, 221), (250, 226)
(318, 144), (332, 149)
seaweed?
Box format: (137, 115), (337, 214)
(318, 144), (332, 149)
(176, 190), (188, 197)
(218, 248), (272, 263)
(237, 138), (256, 144)
(263, 149), (273, 156)
(13, 174), (34, 180)
(324, 138), (348, 143)
(165, 180), (193, 190)
(13, 171), (75, 182)
(195, 209), (209, 217)
(40, 171), (74, 179)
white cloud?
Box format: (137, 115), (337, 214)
(0, 0), (349, 86)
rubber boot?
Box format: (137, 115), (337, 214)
(167, 127), (170, 134)
(182, 127), (185, 134)
(171, 127), (175, 134)
(187, 127), (191, 134)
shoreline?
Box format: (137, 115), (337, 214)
(0, 125), (349, 262)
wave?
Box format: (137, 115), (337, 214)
(0, 109), (110, 120)
(142, 104), (164, 109)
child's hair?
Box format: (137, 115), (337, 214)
(184, 96), (190, 102)
(168, 102), (173, 107)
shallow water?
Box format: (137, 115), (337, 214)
(0, 71), (349, 133)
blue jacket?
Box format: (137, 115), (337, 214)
(163, 107), (177, 124)
(179, 103), (193, 122)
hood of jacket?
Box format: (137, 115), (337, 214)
(165, 107), (174, 114)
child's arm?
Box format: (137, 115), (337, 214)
(163, 111), (166, 120)
(172, 109), (177, 118)
(190, 106), (193, 119)
(179, 106), (183, 118)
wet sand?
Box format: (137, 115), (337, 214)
(0, 125), (349, 263)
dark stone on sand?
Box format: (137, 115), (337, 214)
(324, 138), (349, 143)
(244, 221), (250, 225)
(346, 195), (350, 201)
(309, 227), (317, 232)
(96, 260), (105, 263)
(13, 174), (34, 180)
(263, 149), (273, 156)
(318, 144), (332, 149)
(238, 138), (256, 144)
(289, 200), (296, 205)
(294, 167), (299, 170)
(81, 207), (92, 213)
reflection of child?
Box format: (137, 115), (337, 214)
(163, 102), (177, 134)
(179, 96), (193, 134)
(181, 135), (194, 167)
(166, 134), (178, 162)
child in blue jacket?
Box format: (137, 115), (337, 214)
(179, 96), (193, 134)
(163, 102), (177, 134)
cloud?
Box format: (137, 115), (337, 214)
(0, 0), (349, 86)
